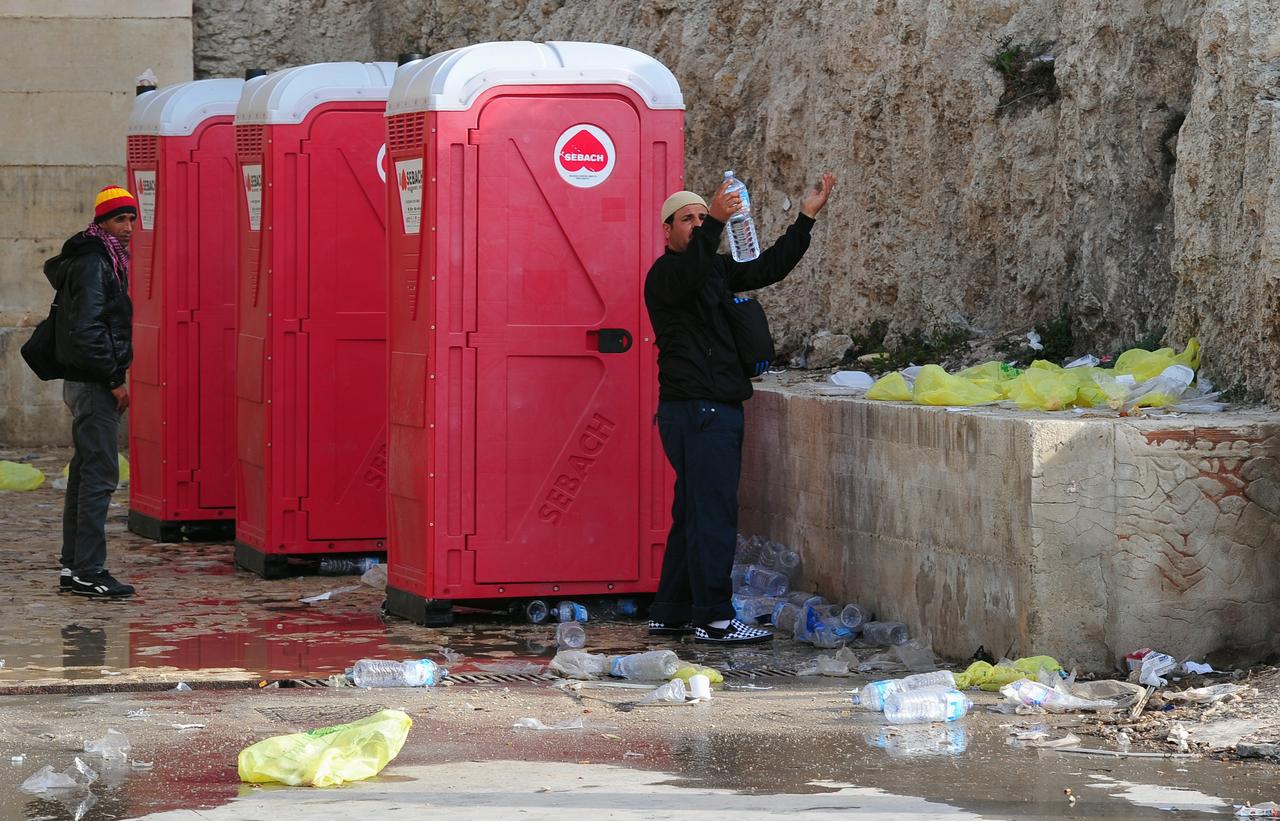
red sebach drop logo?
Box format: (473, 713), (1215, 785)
(558, 129), (609, 172)
(553, 124), (616, 188)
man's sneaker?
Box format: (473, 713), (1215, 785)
(694, 619), (772, 644)
(70, 571), (135, 598)
(60, 568), (73, 592)
(647, 620), (694, 636)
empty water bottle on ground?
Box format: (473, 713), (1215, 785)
(794, 604), (853, 648)
(351, 658), (446, 688)
(732, 592), (778, 623)
(772, 601), (802, 632)
(318, 556), (380, 575)
(840, 603), (870, 631)
(554, 601), (589, 622)
(861, 621), (910, 646)
(586, 599), (637, 620)
(522, 599), (549, 624)
(731, 564), (751, 592)
(853, 671), (958, 711)
(555, 622), (586, 650)
(745, 566), (788, 597)
(610, 650), (679, 680)
(883, 689), (972, 724)
(763, 546), (802, 580)
(723, 170), (760, 262)
(735, 533), (765, 564)
(786, 591), (828, 609)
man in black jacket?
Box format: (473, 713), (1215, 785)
(644, 172), (835, 643)
(45, 185), (138, 597)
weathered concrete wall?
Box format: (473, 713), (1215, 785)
(0, 1), (193, 445)
(739, 381), (1280, 671)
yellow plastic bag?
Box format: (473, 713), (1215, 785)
(953, 656), (1063, 691)
(865, 371), (913, 402)
(0, 461), (44, 491)
(672, 665), (724, 685)
(1172, 337), (1200, 370)
(1004, 368), (1082, 411)
(912, 365), (1001, 406)
(1113, 342), (1201, 383)
(955, 361), (1021, 393)
(237, 709), (412, 787)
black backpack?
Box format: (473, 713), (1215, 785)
(724, 294), (775, 378)
(20, 296), (64, 381)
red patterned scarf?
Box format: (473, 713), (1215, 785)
(84, 222), (129, 283)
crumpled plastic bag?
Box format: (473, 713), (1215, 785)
(548, 650), (613, 680)
(1114, 338), (1199, 382)
(1125, 365), (1196, 410)
(638, 679), (688, 705)
(866, 371), (913, 402)
(513, 716), (585, 731)
(955, 361), (1021, 395)
(672, 664), (723, 685)
(912, 365), (1002, 406)
(237, 709), (412, 787)
(1004, 368), (1082, 411)
(1162, 683), (1248, 704)
(0, 461), (44, 491)
(954, 656), (1063, 691)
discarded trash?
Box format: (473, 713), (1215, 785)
(1139, 651), (1178, 687)
(794, 604), (854, 648)
(352, 658), (447, 688)
(22, 765), (79, 793)
(893, 640), (938, 672)
(319, 556), (379, 575)
(1164, 683), (1248, 705)
(610, 650), (680, 681)
(830, 370), (875, 389)
(954, 656), (1062, 691)
(170, 723), (205, 731)
(1065, 354), (1099, 369)
(733, 592), (780, 623)
(300, 585), (361, 604)
(1183, 660), (1215, 675)
(913, 364), (1002, 406)
(638, 679), (688, 705)
(860, 621), (910, 646)
(360, 563), (388, 590)
(0, 460), (44, 491)
(744, 566), (789, 597)
(1168, 723), (1191, 754)
(1026, 330), (1044, 351)
(672, 664), (724, 685)
(513, 717), (585, 731)
(1007, 727), (1082, 749)
(866, 371), (914, 401)
(130, 760), (154, 771)
(884, 688), (972, 724)
(688, 674), (712, 701)
(549, 650), (613, 680)
(238, 709), (412, 787)
(555, 622), (586, 650)
(1000, 679), (1128, 713)
(854, 670), (957, 710)
(172, 682), (192, 691)
(11, 754), (26, 764)
(126, 709), (148, 720)
(83, 728), (130, 760)
(440, 648), (464, 665)
(472, 661), (545, 675)
(839, 603), (869, 631)
(1236, 802), (1280, 817)
(724, 682), (774, 691)
(554, 601), (590, 623)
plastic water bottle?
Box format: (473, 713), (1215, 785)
(554, 601), (589, 622)
(522, 600), (549, 624)
(772, 601), (802, 632)
(735, 534), (765, 564)
(861, 621), (910, 646)
(786, 591), (828, 609)
(883, 689), (972, 724)
(794, 604), (853, 647)
(732, 592), (778, 623)
(853, 671), (957, 710)
(555, 622), (586, 649)
(610, 650), (679, 680)
(840, 603), (870, 631)
(745, 566), (788, 597)
(351, 658), (446, 688)
(730, 564), (751, 592)
(723, 170), (760, 262)
(318, 556), (380, 575)
(763, 547), (802, 580)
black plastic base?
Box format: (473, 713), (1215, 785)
(128, 510), (234, 543)
(385, 585), (455, 627)
(234, 541), (291, 580)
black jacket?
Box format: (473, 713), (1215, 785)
(43, 232), (133, 389)
(644, 213), (813, 403)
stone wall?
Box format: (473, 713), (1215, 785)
(739, 382), (1280, 671)
(0, 0), (193, 445)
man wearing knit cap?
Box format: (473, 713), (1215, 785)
(42, 184), (139, 597)
(644, 172), (835, 643)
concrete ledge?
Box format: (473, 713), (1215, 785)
(738, 379), (1280, 672)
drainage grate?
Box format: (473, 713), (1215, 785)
(257, 704), (388, 724)
(445, 672), (558, 685)
(275, 665), (799, 690)
(723, 666), (798, 679)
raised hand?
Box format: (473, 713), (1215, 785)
(708, 177), (743, 223)
(799, 172), (837, 218)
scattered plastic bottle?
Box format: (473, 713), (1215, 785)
(999, 679), (1111, 711)
(853, 671), (958, 711)
(723, 170), (760, 262)
(794, 604), (853, 648)
(735, 534), (765, 565)
(860, 621), (910, 646)
(772, 601), (802, 632)
(82, 729), (130, 760)
(763, 547), (802, 580)
(730, 563), (751, 592)
(839, 603), (870, 631)
(318, 556), (380, 575)
(610, 650), (679, 680)
(554, 601), (590, 623)
(351, 658), (446, 688)
(732, 592), (778, 623)
(555, 622), (586, 649)
(883, 689), (972, 724)
(786, 591), (828, 609)
(585, 599), (636, 620)
(745, 566), (788, 597)
(523, 599), (549, 624)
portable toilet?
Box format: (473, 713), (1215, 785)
(233, 62), (395, 578)
(382, 42), (684, 624)
(126, 78), (243, 542)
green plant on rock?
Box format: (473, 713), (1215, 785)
(988, 37), (1060, 113)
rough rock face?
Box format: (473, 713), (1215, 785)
(196, 1), (1274, 391)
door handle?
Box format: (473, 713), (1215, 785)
(594, 328), (633, 354)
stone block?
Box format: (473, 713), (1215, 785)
(0, 236), (64, 321)
(738, 381), (1280, 672)
(0, 326), (68, 446)
(0, 1), (190, 17)
(0, 165), (122, 240)
(0, 18), (192, 94)
(0, 92), (134, 166)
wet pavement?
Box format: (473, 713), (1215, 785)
(3, 447), (1280, 819)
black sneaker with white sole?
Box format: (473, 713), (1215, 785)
(694, 619), (772, 644)
(647, 620), (694, 636)
(70, 571), (135, 598)
(60, 568), (72, 592)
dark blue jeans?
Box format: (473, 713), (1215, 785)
(652, 399), (743, 626)
(61, 381), (120, 576)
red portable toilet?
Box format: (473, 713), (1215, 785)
(233, 62), (395, 578)
(126, 78), (243, 542)
(382, 42), (684, 624)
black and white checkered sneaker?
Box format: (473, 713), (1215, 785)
(648, 620), (694, 636)
(694, 619), (772, 644)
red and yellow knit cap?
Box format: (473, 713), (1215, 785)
(93, 185), (138, 222)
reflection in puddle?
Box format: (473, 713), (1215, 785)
(863, 723), (968, 757)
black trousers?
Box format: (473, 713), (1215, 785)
(651, 399), (742, 626)
(61, 381), (120, 576)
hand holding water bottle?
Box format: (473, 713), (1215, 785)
(708, 176), (743, 223)
(800, 172), (837, 218)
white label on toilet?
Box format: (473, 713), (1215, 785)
(394, 157), (424, 235)
(133, 170), (157, 230)
(242, 163), (263, 231)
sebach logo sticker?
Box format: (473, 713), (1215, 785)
(554, 124), (615, 188)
